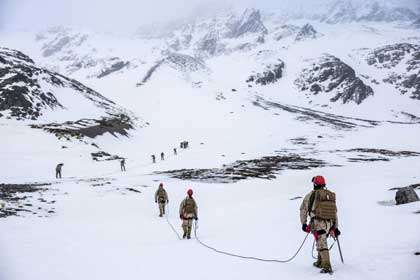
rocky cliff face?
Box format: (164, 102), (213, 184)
(366, 43), (420, 99)
(246, 60), (285, 86)
(295, 24), (322, 42)
(295, 54), (374, 104)
(227, 9), (268, 38)
(0, 47), (133, 121)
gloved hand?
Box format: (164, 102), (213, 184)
(155, 200), (157, 203)
(166, 200), (169, 204)
(180, 214), (184, 220)
(302, 224), (311, 233)
(194, 217), (198, 221)
(331, 227), (341, 237)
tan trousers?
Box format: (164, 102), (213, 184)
(311, 218), (333, 269)
(158, 202), (166, 216)
(182, 219), (193, 237)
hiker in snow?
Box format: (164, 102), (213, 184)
(152, 155), (156, 163)
(300, 176), (341, 274)
(155, 183), (169, 217)
(161, 152), (165, 161)
(179, 189), (198, 239)
(180, 142), (184, 149)
(120, 158), (126, 171)
(184, 141), (189, 149)
(55, 163), (64, 179)
(0, 200), (6, 210)
(174, 148), (177, 155)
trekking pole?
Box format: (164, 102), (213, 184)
(335, 236), (344, 264)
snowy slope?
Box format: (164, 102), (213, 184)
(0, 4), (420, 280)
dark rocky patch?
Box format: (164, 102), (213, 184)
(0, 183), (53, 218)
(31, 114), (133, 140)
(342, 148), (420, 163)
(91, 151), (122, 161)
(253, 96), (379, 130)
(290, 196), (302, 200)
(295, 24), (322, 41)
(158, 154), (330, 183)
(228, 9), (268, 38)
(346, 148), (420, 157)
(290, 138), (309, 145)
(196, 31), (223, 56)
(273, 24), (300, 41)
(246, 60), (285, 85)
(139, 53), (207, 86)
(347, 157), (389, 162)
(395, 187), (419, 205)
(0, 47), (135, 122)
(296, 54), (374, 104)
(366, 43), (420, 99)
(389, 183), (420, 191)
(367, 43), (419, 69)
(97, 60), (129, 78)
(126, 188), (141, 193)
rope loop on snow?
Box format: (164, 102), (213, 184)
(193, 220), (310, 263)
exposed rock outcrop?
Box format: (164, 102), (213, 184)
(366, 43), (420, 99)
(395, 187), (420, 205)
(295, 54), (374, 104)
(246, 60), (285, 85)
(228, 9), (268, 38)
(295, 24), (322, 41)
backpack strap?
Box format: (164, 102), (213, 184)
(308, 190), (316, 217)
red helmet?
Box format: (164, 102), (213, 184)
(187, 189), (193, 195)
(312, 176), (326, 187)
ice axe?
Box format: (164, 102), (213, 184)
(335, 236), (344, 264)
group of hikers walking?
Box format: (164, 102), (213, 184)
(155, 183), (198, 239)
(55, 141), (191, 177)
(54, 147), (341, 273)
(154, 175), (341, 273)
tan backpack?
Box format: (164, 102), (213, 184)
(184, 198), (196, 214)
(157, 189), (166, 202)
(309, 189), (337, 220)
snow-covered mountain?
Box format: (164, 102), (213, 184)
(321, 1), (418, 24)
(1, 4), (420, 280)
(0, 47), (139, 141)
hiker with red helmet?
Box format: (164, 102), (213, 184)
(179, 189), (198, 239)
(155, 183), (169, 217)
(300, 176), (341, 274)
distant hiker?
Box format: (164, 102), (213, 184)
(174, 148), (177, 155)
(120, 159), (126, 171)
(161, 152), (165, 161)
(55, 163), (64, 179)
(179, 189), (198, 239)
(184, 141), (189, 149)
(180, 142), (184, 149)
(300, 176), (341, 274)
(152, 155), (156, 163)
(154, 183), (169, 217)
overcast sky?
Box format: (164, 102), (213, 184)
(1, 0), (419, 32)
